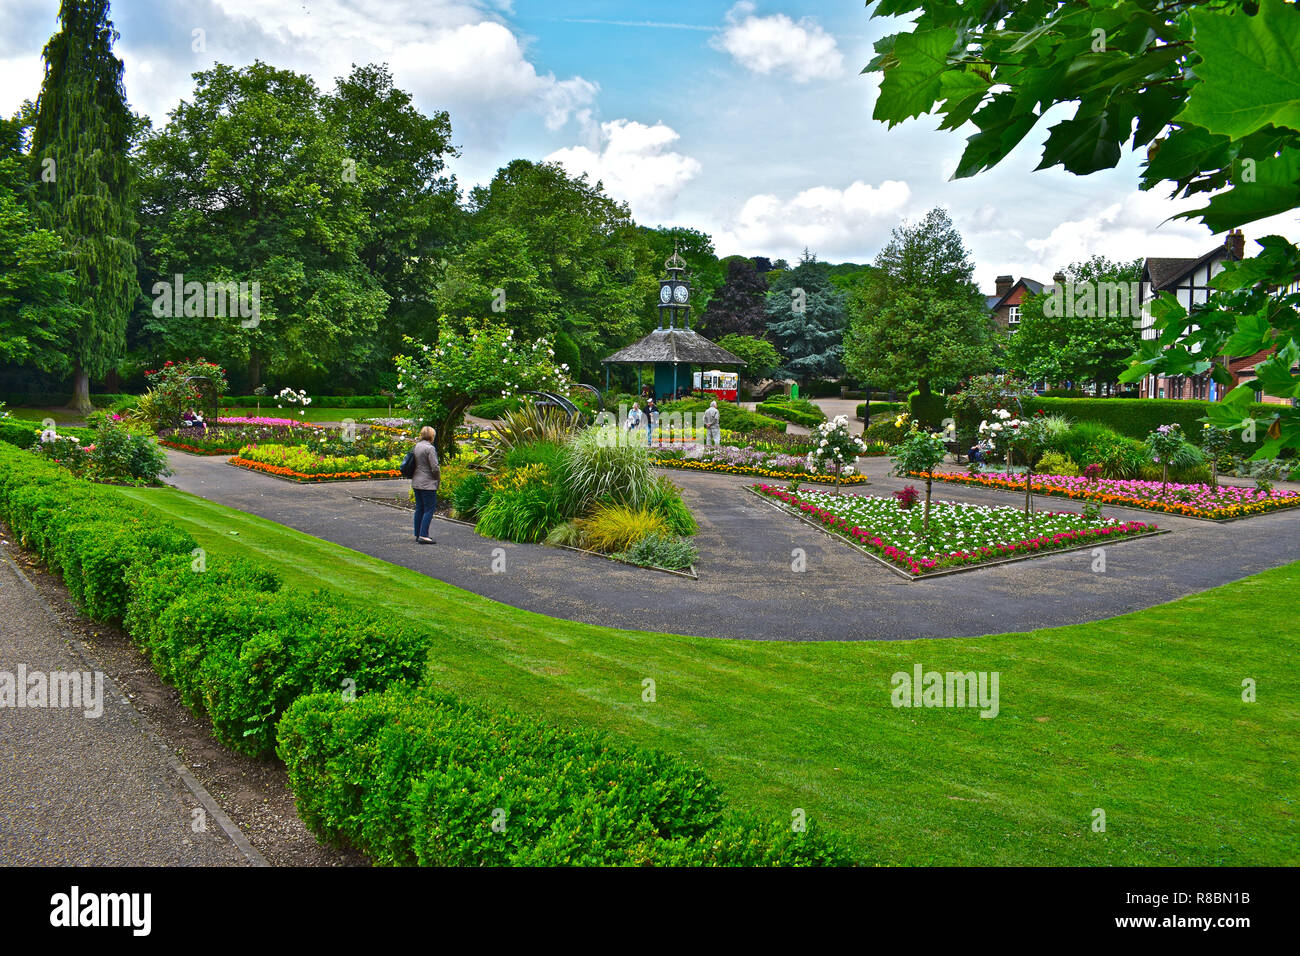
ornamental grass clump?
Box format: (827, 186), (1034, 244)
(577, 502), (668, 553)
(558, 426), (654, 514)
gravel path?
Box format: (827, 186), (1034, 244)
(0, 542), (256, 866)
(157, 451), (1300, 642)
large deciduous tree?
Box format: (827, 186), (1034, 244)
(321, 63), (460, 371)
(843, 207), (995, 402)
(136, 61), (388, 391)
(865, 0), (1300, 457)
(0, 128), (83, 373)
(437, 160), (644, 381)
(1005, 256), (1143, 391)
(29, 0), (137, 412)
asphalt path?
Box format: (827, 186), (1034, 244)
(0, 542), (253, 865)
(157, 451), (1300, 642)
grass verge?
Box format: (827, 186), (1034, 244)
(117, 484), (1300, 865)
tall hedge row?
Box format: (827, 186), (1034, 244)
(0, 440), (850, 866)
(1023, 397), (1286, 455)
(0, 420), (96, 449)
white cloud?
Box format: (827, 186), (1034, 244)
(388, 21), (597, 134)
(2, 1), (597, 147)
(546, 119), (702, 218)
(712, 2), (844, 83)
(713, 179), (912, 259)
(967, 189), (1300, 290)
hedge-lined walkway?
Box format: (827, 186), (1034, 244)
(158, 450), (1300, 641)
(0, 543), (254, 865)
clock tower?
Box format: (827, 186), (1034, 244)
(657, 247), (691, 330)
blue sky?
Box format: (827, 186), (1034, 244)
(3, 0), (1296, 288)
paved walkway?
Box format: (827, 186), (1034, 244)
(0, 543), (255, 865)
(159, 451), (1300, 642)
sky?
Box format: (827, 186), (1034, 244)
(3, 0), (1297, 290)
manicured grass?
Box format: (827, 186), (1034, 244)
(117, 484), (1300, 865)
(5, 406), (86, 425)
(221, 406), (395, 423)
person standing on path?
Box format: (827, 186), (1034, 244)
(626, 402), (643, 438)
(411, 425), (441, 544)
(702, 400), (721, 447)
(645, 398), (657, 447)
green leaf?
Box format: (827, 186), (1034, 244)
(1177, 0), (1300, 139)
(1250, 338), (1300, 397)
(952, 93), (1040, 179)
(1180, 146), (1300, 231)
(1221, 310), (1274, 356)
(1037, 110), (1124, 175)
(873, 27), (959, 125)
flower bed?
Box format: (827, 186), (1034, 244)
(752, 483), (1156, 576)
(656, 456), (870, 485)
(231, 443), (402, 482)
(158, 420), (321, 455)
(217, 415), (321, 429)
(929, 470), (1300, 520)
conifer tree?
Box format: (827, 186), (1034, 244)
(30, 0), (137, 412)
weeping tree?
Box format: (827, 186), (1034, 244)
(30, 0), (138, 414)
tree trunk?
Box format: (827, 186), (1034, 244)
(1162, 463), (1168, 493)
(917, 378), (931, 401)
(1025, 463), (1033, 515)
(924, 474), (932, 533)
(68, 366), (93, 416)
(249, 349), (262, 391)
(1211, 460), (1218, 489)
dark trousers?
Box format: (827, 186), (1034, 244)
(413, 489), (438, 538)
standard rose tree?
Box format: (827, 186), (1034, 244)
(804, 415), (868, 493)
(890, 426), (948, 532)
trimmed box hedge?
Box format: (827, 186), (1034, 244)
(658, 398), (787, 434)
(856, 401), (906, 421)
(0, 420), (96, 449)
(277, 687), (851, 867)
(0, 438), (850, 866)
(756, 397), (826, 428)
(1023, 397), (1286, 455)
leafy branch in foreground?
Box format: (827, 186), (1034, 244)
(866, 0), (1300, 455)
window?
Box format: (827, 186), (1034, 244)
(1007, 305), (1021, 325)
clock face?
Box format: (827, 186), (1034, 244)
(659, 285), (673, 304)
(673, 284), (689, 304)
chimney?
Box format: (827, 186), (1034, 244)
(995, 275), (1014, 297)
(1053, 271), (1067, 286)
(1225, 229), (1245, 260)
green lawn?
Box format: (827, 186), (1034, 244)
(118, 484), (1300, 865)
(5, 407), (85, 425)
(219, 406), (396, 423)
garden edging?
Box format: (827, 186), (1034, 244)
(744, 486), (1169, 582)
